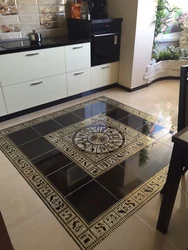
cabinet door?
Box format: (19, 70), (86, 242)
(103, 62), (119, 86)
(0, 47), (66, 86)
(91, 65), (103, 89)
(91, 62), (119, 89)
(3, 74), (67, 114)
(0, 88), (7, 116)
(67, 68), (91, 96)
(65, 43), (91, 72)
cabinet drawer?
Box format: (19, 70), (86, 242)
(65, 43), (91, 72)
(3, 74), (67, 114)
(91, 62), (119, 89)
(67, 68), (91, 96)
(0, 47), (66, 86)
(0, 88), (7, 116)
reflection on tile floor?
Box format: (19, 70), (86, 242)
(0, 96), (176, 250)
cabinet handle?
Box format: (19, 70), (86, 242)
(25, 53), (39, 57)
(74, 72), (84, 76)
(73, 46), (83, 50)
(30, 81), (43, 86)
(102, 66), (110, 69)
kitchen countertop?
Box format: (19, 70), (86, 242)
(0, 36), (91, 55)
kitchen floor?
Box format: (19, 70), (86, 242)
(0, 79), (187, 250)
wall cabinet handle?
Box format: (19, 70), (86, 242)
(102, 66), (110, 69)
(25, 53), (39, 57)
(74, 72), (84, 76)
(73, 46), (83, 50)
(30, 81), (43, 86)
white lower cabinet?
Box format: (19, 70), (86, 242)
(0, 88), (7, 116)
(67, 68), (91, 96)
(3, 74), (67, 114)
(91, 62), (119, 89)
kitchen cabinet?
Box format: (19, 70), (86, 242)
(65, 43), (90, 73)
(0, 88), (7, 116)
(67, 68), (91, 96)
(0, 47), (66, 86)
(3, 74), (67, 114)
(91, 62), (119, 89)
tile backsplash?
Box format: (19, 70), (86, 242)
(0, 0), (68, 40)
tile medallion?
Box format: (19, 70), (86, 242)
(46, 114), (154, 177)
(0, 96), (175, 250)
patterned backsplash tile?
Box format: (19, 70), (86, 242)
(0, 0), (68, 40)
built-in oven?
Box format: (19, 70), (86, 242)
(91, 18), (123, 66)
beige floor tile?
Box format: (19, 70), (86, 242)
(136, 190), (188, 250)
(0, 173), (45, 232)
(95, 215), (178, 250)
(10, 208), (79, 250)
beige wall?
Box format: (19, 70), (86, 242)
(107, 0), (138, 89)
(107, 0), (156, 89)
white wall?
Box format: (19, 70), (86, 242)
(107, 0), (156, 89)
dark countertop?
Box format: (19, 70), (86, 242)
(0, 36), (91, 55)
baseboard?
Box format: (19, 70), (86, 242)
(117, 83), (150, 92)
(0, 83), (117, 122)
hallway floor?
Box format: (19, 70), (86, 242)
(0, 79), (187, 250)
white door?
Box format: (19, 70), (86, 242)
(91, 65), (103, 89)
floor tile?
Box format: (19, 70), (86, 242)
(96, 165), (143, 199)
(73, 106), (100, 119)
(66, 180), (118, 223)
(158, 134), (174, 148)
(31, 149), (72, 176)
(7, 127), (40, 146)
(136, 189), (188, 250)
(19, 138), (55, 160)
(48, 163), (92, 196)
(105, 107), (130, 120)
(32, 119), (62, 136)
(89, 101), (115, 113)
(95, 214), (178, 250)
(0, 174), (45, 232)
(54, 113), (82, 127)
(144, 141), (173, 168)
(138, 123), (170, 140)
(9, 208), (78, 250)
(119, 114), (147, 129)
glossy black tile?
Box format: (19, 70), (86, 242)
(54, 113), (82, 127)
(48, 163), (92, 196)
(73, 107), (100, 119)
(32, 119), (62, 136)
(19, 137), (55, 160)
(119, 150), (165, 182)
(158, 134), (174, 148)
(137, 122), (170, 140)
(89, 101), (115, 113)
(120, 114), (147, 129)
(106, 107), (130, 120)
(32, 149), (72, 176)
(142, 141), (173, 168)
(66, 180), (117, 223)
(8, 127), (40, 146)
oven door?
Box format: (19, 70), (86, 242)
(91, 32), (121, 66)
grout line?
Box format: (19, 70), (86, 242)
(46, 161), (73, 177)
(30, 148), (57, 161)
(65, 179), (94, 198)
(94, 179), (119, 201)
(18, 136), (42, 147)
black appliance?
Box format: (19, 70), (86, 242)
(89, 0), (108, 19)
(91, 18), (123, 66)
(67, 18), (123, 66)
